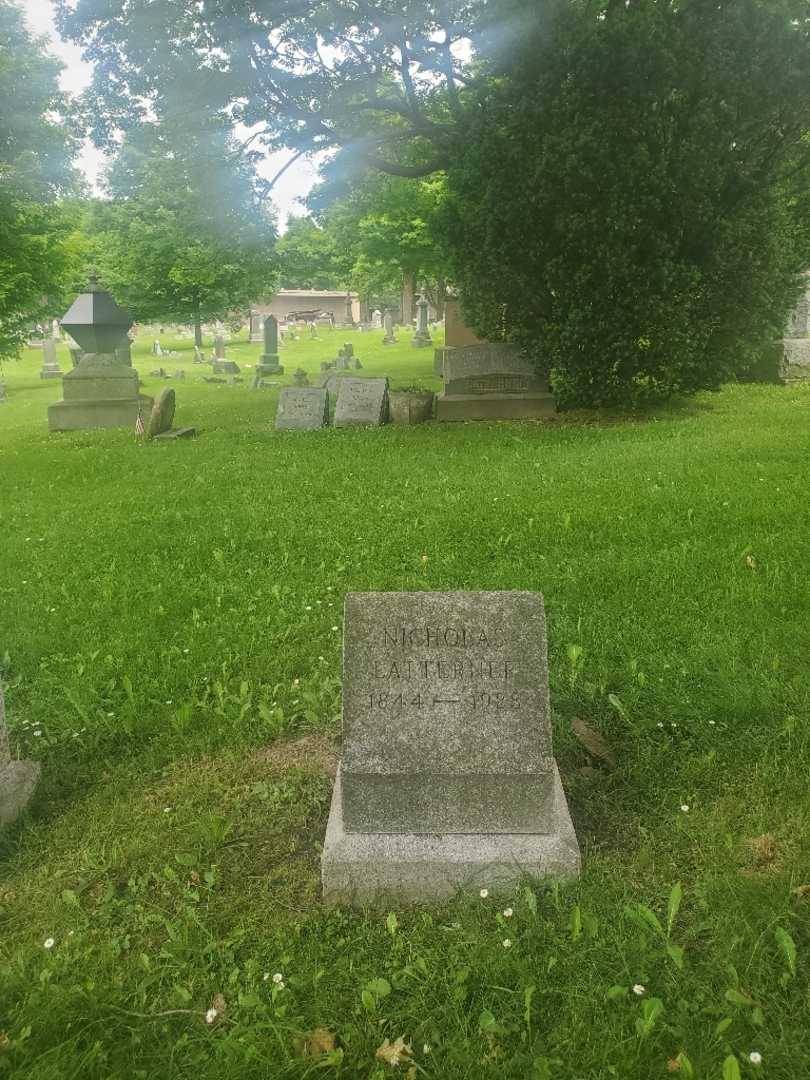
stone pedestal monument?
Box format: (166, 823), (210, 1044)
(48, 276), (153, 432)
(39, 338), (63, 379)
(322, 591), (580, 903)
(256, 315), (284, 376)
(0, 684), (40, 828)
(411, 294), (432, 348)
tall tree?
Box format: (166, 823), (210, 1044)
(91, 122), (279, 345)
(276, 216), (342, 290)
(0, 0), (79, 361)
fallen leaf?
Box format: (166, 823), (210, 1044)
(406, 1069), (417, 1080)
(211, 993), (226, 1015)
(792, 884), (810, 899)
(667, 1058), (681, 1072)
(571, 717), (616, 769)
(376, 1036), (413, 1067)
(745, 834), (778, 866)
(745, 554), (757, 569)
(302, 1028), (337, 1057)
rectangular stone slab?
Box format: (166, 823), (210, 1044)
(333, 378), (388, 426)
(322, 763), (579, 904)
(341, 591), (554, 834)
(275, 387), (329, 430)
(443, 344), (548, 396)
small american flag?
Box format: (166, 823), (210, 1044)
(135, 409), (145, 435)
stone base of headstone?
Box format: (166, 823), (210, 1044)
(257, 354), (284, 376)
(382, 335), (397, 345)
(153, 427), (197, 440)
(0, 760), (41, 827)
(48, 354), (154, 432)
(436, 392), (556, 421)
(322, 763), (579, 904)
(783, 338), (810, 381)
(389, 390), (434, 425)
(39, 367), (63, 379)
(411, 331), (432, 349)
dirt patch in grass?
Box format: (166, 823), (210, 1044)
(251, 733), (339, 777)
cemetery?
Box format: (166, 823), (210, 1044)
(3, 1), (810, 1077)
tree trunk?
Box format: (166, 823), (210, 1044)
(401, 272), (416, 325)
(193, 298), (203, 347)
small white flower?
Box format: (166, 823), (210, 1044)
(680, 804), (690, 813)
(275, 980), (285, 990)
(479, 888), (489, 899)
(292, 679), (299, 687)
(263, 973), (270, 981)
(503, 907), (513, 918)
(632, 984), (645, 996)
(43, 938), (55, 949)
(709, 720), (716, 726)
(165, 699), (172, 705)
(205, 1007), (218, 1024)
(749, 1052), (762, 1066)
(656, 722), (664, 728)
(272, 972), (283, 984)
(331, 625), (339, 631)
(106, 712), (114, 717)
(423, 1044), (431, 1054)
(502, 938), (512, 948)
(305, 606), (312, 611)
(183, 648), (189, 653)
(33, 730), (42, 737)
(164, 807), (172, 813)
(318, 655), (324, 661)
(292, 699), (299, 705)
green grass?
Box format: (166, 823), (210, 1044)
(1, 327), (809, 1079)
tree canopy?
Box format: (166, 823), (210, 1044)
(89, 121), (279, 343)
(0, 0), (79, 360)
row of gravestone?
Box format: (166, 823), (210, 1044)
(276, 378), (389, 430)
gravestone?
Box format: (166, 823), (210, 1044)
(275, 387), (329, 431)
(249, 313), (265, 343)
(115, 340), (132, 366)
(382, 310), (397, 345)
(0, 684), (41, 827)
(146, 386), (196, 440)
(213, 359), (240, 375)
(257, 315), (284, 376)
(321, 591), (580, 902)
(372, 309), (383, 329)
(293, 367), (310, 387)
(39, 338), (63, 379)
(436, 344), (555, 421)
(333, 377), (389, 427)
(193, 346), (206, 364)
(174, 369), (186, 380)
(153, 340), (163, 356)
(411, 294), (432, 348)
(213, 332), (226, 359)
(320, 361), (333, 373)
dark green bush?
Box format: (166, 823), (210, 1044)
(444, 0), (810, 407)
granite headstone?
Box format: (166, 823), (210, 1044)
(275, 387), (329, 431)
(333, 377), (389, 427)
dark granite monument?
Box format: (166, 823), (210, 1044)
(436, 344), (555, 421)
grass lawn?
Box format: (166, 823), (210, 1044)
(1, 327), (809, 1079)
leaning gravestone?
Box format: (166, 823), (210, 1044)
(275, 387), (329, 431)
(333, 377), (389, 427)
(321, 591), (580, 902)
(436, 343), (555, 421)
(146, 387), (196, 440)
(0, 684), (40, 827)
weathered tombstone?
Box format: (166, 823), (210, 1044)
(0, 683), (41, 827)
(321, 591), (580, 903)
(382, 310), (397, 345)
(320, 361), (333, 373)
(249, 312), (265, 343)
(193, 346), (206, 364)
(213, 359), (240, 375)
(389, 389), (434, 425)
(256, 315), (284, 376)
(213, 332), (226, 359)
(293, 367), (310, 387)
(153, 340), (164, 357)
(372, 309), (383, 329)
(39, 338), (63, 379)
(333, 377), (389, 427)
(354, 357), (363, 370)
(174, 369), (186, 380)
(49, 280), (153, 432)
(411, 294), (432, 348)
(275, 387), (329, 431)
(145, 386), (196, 440)
(344, 294), (355, 328)
(436, 344), (555, 421)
